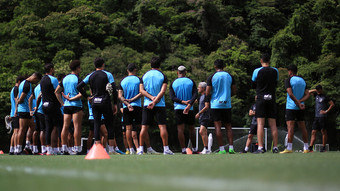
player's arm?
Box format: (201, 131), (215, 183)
(17, 92), (27, 104)
(118, 89), (133, 111)
(77, 81), (90, 100)
(154, 83), (167, 104)
(55, 85), (64, 106)
(321, 100), (335, 114)
(28, 94), (34, 115)
(36, 93), (42, 112)
(169, 83), (183, 104)
(299, 89), (310, 102)
(139, 83), (155, 100)
(184, 82), (198, 114)
(308, 89), (317, 94)
(129, 93), (142, 102)
(287, 87), (304, 109)
(195, 101), (210, 119)
(231, 84), (237, 96)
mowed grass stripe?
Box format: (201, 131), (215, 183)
(0, 152), (339, 191)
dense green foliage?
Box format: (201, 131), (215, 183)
(0, 0), (339, 150)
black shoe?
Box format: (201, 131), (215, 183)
(239, 150), (247, 154)
(253, 149), (265, 154)
(61, 151), (70, 155)
(272, 148), (279, 153)
(182, 151), (187, 154)
(24, 148), (32, 155)
(9, 152), (14, 155)
(15, 151), (22, 155)
(320, 146), (326, 152)
(308, 146), (313, 152)
(75, 152), (83, 155)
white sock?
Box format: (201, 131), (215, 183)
(147, 147), (153, 151)
(26, 141), (31, 147)
(68, 147), (73, 152)
(182, 148), (186, 153)
(229, 145), (234, 150)
(18, 145), (22, 152)
(219, 146), (225, 151)
(14, 146), (18, 153)
(258, 146), (263, 150)
(273, 146), (278, 150)
(130, 148), (135, 153)
(77, 146), (82, 152)
(163, 146), (169, 152)
(244, 146), (249, 151)
(303, 143), (309, 151)
(41, 146), (46, 153)
(115, 146), (119, 151)
(53, 147), (58, 153)
(58, 147), (62, 152)
(109, 146), (114, 152)
(62, 145), (68, 152)
(33, 146), (38, 153)
(10, 146), (14, 153)
(139, 146), (144, 152)
(287, 143), (293, 151)
(126, 148), (129, 152)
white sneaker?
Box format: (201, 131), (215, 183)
(200, 148), (211, 154)
(163, 150), (174, 155)
(147, 148), (159, 155)
(137, 149), (144, 155)
(130, 150), (136, 155)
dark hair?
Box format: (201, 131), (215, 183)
(44, 63), (54, 73)
(214, 59), (225, 69)
(94, 57), (105, 68)
(287, 65), (298, 74)
(16, 76), (25, 83)
(33, 72), (42, 80)
(57, 74), (66, 82)
(69, 60), (81, 71)
(316, 85), (323, 90)
(150, 57), (161, 68)
(261, 53), (271, 63)
(127, 63), (137, 72)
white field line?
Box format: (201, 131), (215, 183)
(0, 164), (338, 191)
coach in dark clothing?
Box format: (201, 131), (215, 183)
(251, 53), (279, 154)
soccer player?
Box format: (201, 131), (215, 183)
(55, 60), (83, 155)
(15, 73), (42, 155)
(77, 57), (118, 152)
(280, 65), (310, 154)
(40, 63), (63, 155)
(309, 85), (334, 152)
(118, 63), (144, 155)
(240, 98), (257, 153)
(87, 101), (108, 153)
(251, 53), (279, 154)
(9, 76), (25, 155)
(169, 65), (198, 154)
(35, 84), (47, 154)
(195, 82), (212, 154)
(139, 57), (174, 155)
(206, 59), (236, 154)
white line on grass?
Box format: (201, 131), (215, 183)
(0, 165), (338, 191)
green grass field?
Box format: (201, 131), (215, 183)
(1, 152), (339, 191)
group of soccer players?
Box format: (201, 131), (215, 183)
(7, 53), (334, 155)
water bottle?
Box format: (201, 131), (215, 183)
(208, 133), (213, 151)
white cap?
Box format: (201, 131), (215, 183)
(178, 65), (186, 72)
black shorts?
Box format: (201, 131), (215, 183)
(42, 103), (63, 131)
(63, 106), (82, 115)
(34, 113), (46, 131)
(175, 110), (195, 125)
(211, 109), (231, 123)
(12, 117), (19, 129)
(199, 119), (212, 128)
(18, 112), (32, 119)
(285, 109), (304, 121)
(89, 119), (105, 131)
(123, 106), (142, 126)
(255, 98), (277, 119)
(249, 124), (257, 135)
(312, 117), (326, 131)
(142, 107), (167, 125)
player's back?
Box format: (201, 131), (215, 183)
(62, 74), (82, 107)
(120, 75), (141, 107)
(40, 75), (60, 106)
(171, 77), (194, 110)
(208, 71), (233, 109)
(252, 67), (278, 97)
(142, 69), (167, 107)
(17, 80), (32, 112)
(10, 86), (18, 117)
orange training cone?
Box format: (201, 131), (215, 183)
(0, 150), (4, 154)
(186, 148), (193, 155)
(85, 144), (110, 160)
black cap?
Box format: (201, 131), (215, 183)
(127, 63), (137, 72)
